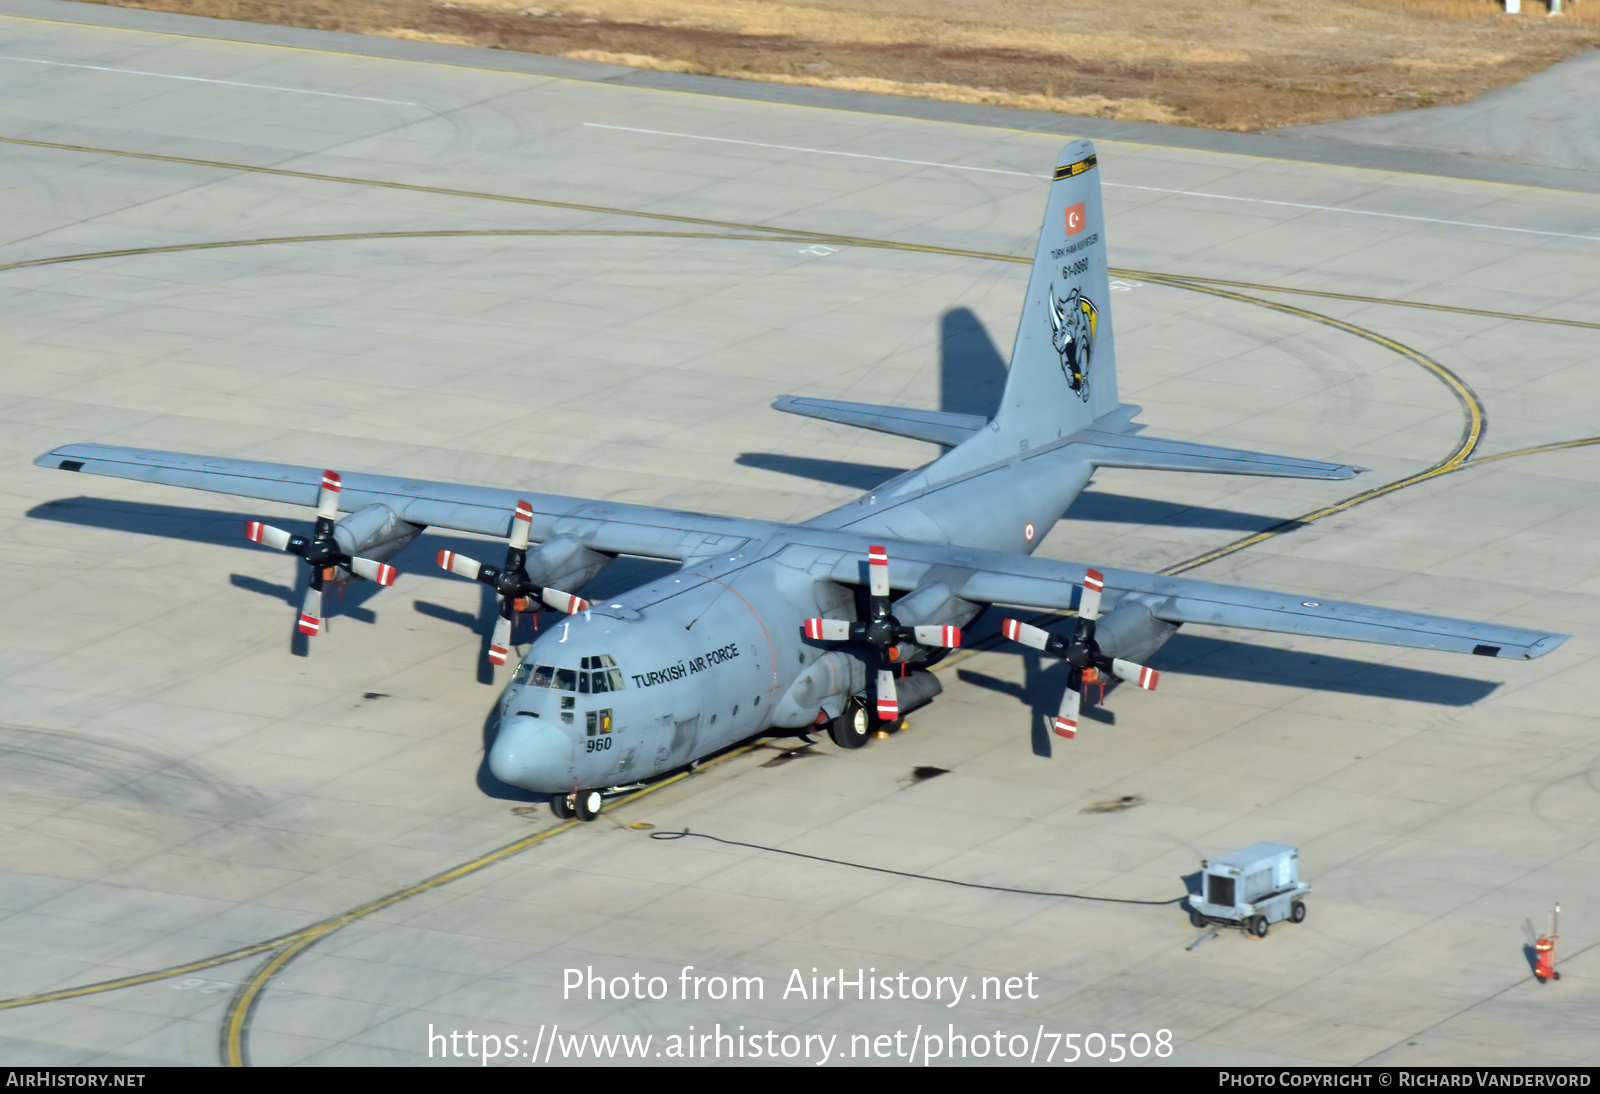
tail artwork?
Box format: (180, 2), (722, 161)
(773, 139), (1361, 517)
(774, 140), (1125, 463)
(994, 139), (1120, 451)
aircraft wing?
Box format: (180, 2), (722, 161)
(36, 443), (1565, 661)
(34, 444), (760, 562)
(813, 541), (1566, 661)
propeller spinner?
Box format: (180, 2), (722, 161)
(1001, 568), (1158, 739)
(801, 544), (961, 721)
(435, 500), (591, 666)
(244, 470), (398, 637)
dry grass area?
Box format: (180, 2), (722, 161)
(73, 0), (1600, 129)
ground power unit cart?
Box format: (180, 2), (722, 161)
(1189, 843), (1310, 938)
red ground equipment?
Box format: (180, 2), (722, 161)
(1533, 903), (1560, 983)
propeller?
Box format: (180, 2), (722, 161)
(1000, 568), (1158, 739)
(801, 544), (961, 722)
(244, 470), (397, 637)
(435, 500), (591, 666)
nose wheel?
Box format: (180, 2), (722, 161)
(552, 790), (604, 821)
(574, 790), (603, 821)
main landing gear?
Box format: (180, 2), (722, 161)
(550, 788), (604, 822)
(828, 698), (873, 750)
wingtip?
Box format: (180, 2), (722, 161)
(1524, 634), (1570, 659)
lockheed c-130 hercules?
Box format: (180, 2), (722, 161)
(35, 140), (1566, 822)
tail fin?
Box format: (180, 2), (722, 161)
(995, 140), (1119, 449)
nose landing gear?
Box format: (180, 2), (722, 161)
(550, 789), (605, 822)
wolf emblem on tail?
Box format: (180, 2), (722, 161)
(1049, 285), (1098, 401)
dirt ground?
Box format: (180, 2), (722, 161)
(66, 0), (1600, 129)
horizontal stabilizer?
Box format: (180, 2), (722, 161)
(773, 397), (987, 448)
(1073, 430), (1362, 480)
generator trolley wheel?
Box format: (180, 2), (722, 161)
(1189, 909), (1208, 929)
(1249, 916), (1269, 938)
(1291, 900), (1307, 924)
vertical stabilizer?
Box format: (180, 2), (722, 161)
(995, 140), (1118, 448)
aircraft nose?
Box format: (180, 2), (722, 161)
(488, 715), (572, 792)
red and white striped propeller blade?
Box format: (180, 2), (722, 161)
(348, 556), (398, 586)
(868, 545), (890, 599)
(802, 618), (852, 641)
(315, 470), (342, 522)
(245, 521), (293, 552)
(1053, 685), (1080, 739)
(1111, 659), (1160, 691)
(509, 500), (534, 552)
(911, 625), (961, 648)
(436, 549), (485, 581)
(298, 583), (322, 637)
(1000, 617), (1051, 651)
(487, 614), (513, 666)
(875, 668), (899, 721)
(540, 588), (590, 615)
(1079, 568), (1105, 622)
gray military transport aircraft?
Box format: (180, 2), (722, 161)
(35, 140), (1566, 821)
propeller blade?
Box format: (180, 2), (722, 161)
(488, 613), (513, 666)
(875, 668), (898, 721)
(540, 588), (590, 615)
(298, 582), (322, 637)
(436, 549), (486, 581)
(911, 625), (961, 648)
(868, 544), (890, 599)
(245, 521), (294, 552)
(509, 499), (534, 552)
(315, 470), (342, 522)
(1111, 658), (1159, 690)
(348, 556), (398, 586)
(1000, 617), (1052, 651)
(803, 618), (852, 641)
(1053, 685), (1080, 738)
(1080, 568), (1105, 622)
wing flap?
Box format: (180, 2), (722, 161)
(1152, 589), (1564, 660)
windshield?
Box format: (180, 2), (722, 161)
(512, 653), (625, 691)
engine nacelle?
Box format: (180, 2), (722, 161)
(525, 534), (611, 593)
(890, 668), (943, 718)
(1094, 594), (1179, 665)
(331, 503), (423, 566)
(889, 581), (982, 665)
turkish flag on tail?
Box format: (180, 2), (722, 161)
(1064, 201), (1086, 235)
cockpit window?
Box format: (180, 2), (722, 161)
(520, 657), (623, 692)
